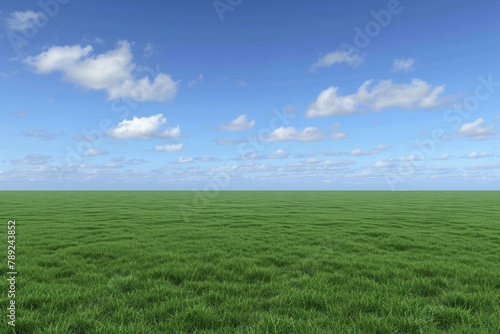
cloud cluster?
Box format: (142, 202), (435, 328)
(306, 79), (457, 117)
(24, 41), (178, 102)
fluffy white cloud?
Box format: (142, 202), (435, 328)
(107, 113), (181, 139)
(24, 41), (178, 102)
(154, 143), (184, 152)
(216, 114), (255, 131)
(266, 126), (324, 142)
(82, 149), (108, 156)
(6, 11), (44, 31)
(309, 50), (364, 72)
(455, 118), (495, 140)
(391, 58), (415, 72)
(463, 151), (492, 159)
(306, 79), (457, 117)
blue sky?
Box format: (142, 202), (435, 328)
(1, 0), (499, 190)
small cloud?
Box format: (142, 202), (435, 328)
(172, 157), (194, 164)
(23, 129), (64, 140)
(11, 154), (51, 165)
(188, 74), (203, 88)
(94, 37), (104, 44)
(374, 161), (391, 168)
(11, 110), (29, 118)
(265, 126), (324, 142)
(432, 153), (453, 160)
(215, 114), (255, 131)
(309, 49), (364, 72)
(455, 118), (495, 140)
(391, 58), (415, 73)
(462, 151), (492, 159)
(82, 149), (108, 156)
(107, 113), (182, 139)
(5, 11), (45, 31)
(265, 149), (290, 159)
(154, 143), (184, 152)
(45, 97), (55, 103)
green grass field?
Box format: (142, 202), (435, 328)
(1, 191), (499, 333)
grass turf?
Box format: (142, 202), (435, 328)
(0, 191), (499, 333)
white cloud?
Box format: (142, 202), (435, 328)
(348, 144), (390, 156)
(82, 149), (108, 156)
(188, 74), (203, 88)
(216, 114), (255, 131)
(309, 50), (364, 72)
(391, 58), (415, 72)
(463, 151), (492, 159)
(6, 11), (44, 31)
(107, 113), (181, 139)
(432, 153), (453, 160)
(306, 79), (457, 118)
(266, 126), (324, 142)
(175, 157), (194, 164)
(265, 149), (290, 159)
(455, 118), (495, 140)
(24, 41), (178, 102)
(154, 143), (184, 152)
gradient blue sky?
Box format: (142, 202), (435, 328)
(1, 0), (499, 190)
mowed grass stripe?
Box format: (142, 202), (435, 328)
(0, 191), (499, 333)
